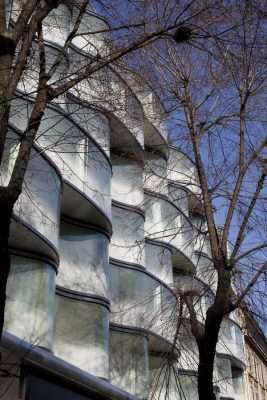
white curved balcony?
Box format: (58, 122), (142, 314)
(56, 221), (109, 298)
(9, 98), (112, 230)
(71, 7), (110, 56)
(144, 194), (195, 271)
(2, 130), (61, 261)
(53, 294), (109, 379)
(110, 205), (145, 266)
(4, 254), (56, 350)
(145, 241), (173, 285)
(38, 110), (111, 221)
(144, 152), (168, 196)
(215, 355), (245, 400)
(168, 147), (201, 199)
(127, 85), (169, 154)
(109, 262), (177, 343)
(16, 41), (68, 97)
(110, 328), (149, 398)
(43, 4), (71, 47)
(111, 153), (144, 208)
(68, 64), (145, 151)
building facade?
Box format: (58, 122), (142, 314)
(0, 2), (248, 399)
(243, 313), (267, 400)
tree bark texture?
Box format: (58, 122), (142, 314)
(198, 312), (223, 400)
(0, 191), (13, 339)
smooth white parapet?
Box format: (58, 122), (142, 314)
(110, 330), (149, 398)
(217, 318), (245, 364)
(68, 65), (144, 149)
(43, 5), (71, 46)
(71, 7), (110, 55)
(4, 256), (56, 350)
(131, 87), (168, 143)
(53, 296), (109, 379)
(57, 222), (109, 297)
(111, 154), (144, 207)
(109, 264), (176, 342)
(9, 99), (112, 219)
(110, 206), (145, 265)
(145, 242), (173, 285)
(10, 4), (69, 93)
(1, 130), (61, 252)
(144, 152), (168, 195)
(168, 148), (201, 197)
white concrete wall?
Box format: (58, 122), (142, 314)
(111, 154), (144, 207)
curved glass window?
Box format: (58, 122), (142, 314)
(149, 355), (180, 400)
(57, 222), (109, 297)
(178, 374), (198, 400)
(4, 256), (56, 350)
(109, 264), (176, 342)
(168, 185), (189, 216)
(110, 206), (145, 265)
(53, 295), (109, 379)
(144, 152), (167, 195)
(145, 242), (173, 285)
(110, 330), (148, 398)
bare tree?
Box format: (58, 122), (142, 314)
(1, 1), (265, 399)
(0, 0), (224, 342)
(119, 2), (267, 399)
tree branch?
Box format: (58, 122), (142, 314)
(233, 261), (267, 309)
(235, 242), (267, 263)
(183, 292), (203, 344)
(231, 161), (267, 261)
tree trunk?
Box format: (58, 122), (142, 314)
(0, 193), (14, 340)
(0, 34), (15, 164)
(197, 312), (223, 400)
